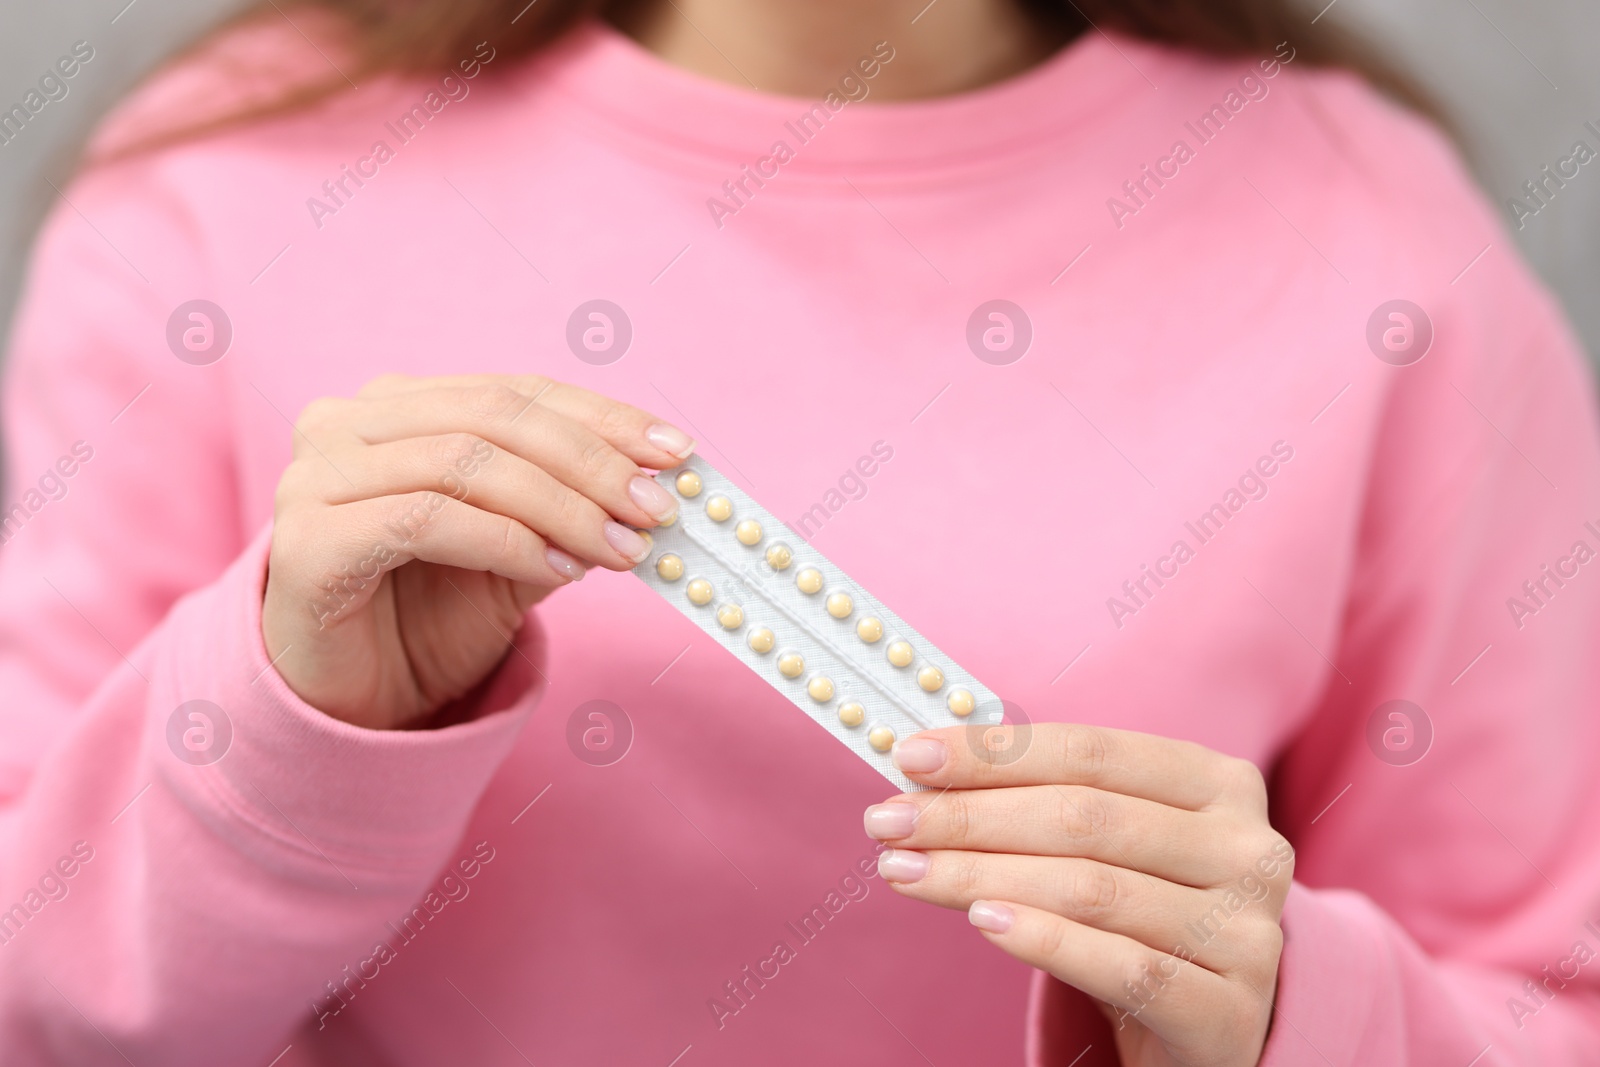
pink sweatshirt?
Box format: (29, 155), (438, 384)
(3, 16), (1599, 1066)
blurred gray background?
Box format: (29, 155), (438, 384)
(1, 0), (1597, 363)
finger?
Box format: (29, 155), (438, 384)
(876, 849), (1261, 974)
(332, 385), (680, 530)
(354, 374), (696, 468)
(277, 491), (576, 619)
(864, 787), (1236, 885)
(966, 899), (1236, 1043)
(892, 723), (1265, 812)
(302, 433), (651, 569)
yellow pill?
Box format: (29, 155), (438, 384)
(735, 519), (762, 546)
(635, 530), (653, 553)
(705, 495), (733, 522)
(947, 689), (975, 717)
(748, 627), (775, 654)
(655, 554), (684, 581)
(856, 617), (883, 643)
(826, 592), (853, 619)
(807, 676), (835, 702)
(658, 511), (677, 527)
(838, 702), (866, 727)
(868, 725), (896, 752)
(887, 641), (914, 668)
(765, 543), (793, 570)
(796, 568), (823, 595)
(717, 603), (744, 630)
(675, 470), (703, 497)
(686, 578), (713, 605)
(777, 652), (805, 678)
(917, 665), (945, 692)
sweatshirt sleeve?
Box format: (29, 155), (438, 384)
(1026, 77), (1600, 1066)
(1256, 169), (1600, 1064)
(0, 154), (545, 1063)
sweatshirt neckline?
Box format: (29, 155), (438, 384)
(525, 17), (1142, 176)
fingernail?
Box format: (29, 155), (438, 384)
(604, 521), (651, 564)
(628, 475), (679, 522)
(968, 901), (1014, 934)
(646, 423), (696, 459)
(878, 848), (930, 883)
(893, 738), (947, 774)
(544, 546), (586, 582)
(863, 802), (918, 840)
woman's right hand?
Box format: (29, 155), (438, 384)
(261, 373), (693, 730)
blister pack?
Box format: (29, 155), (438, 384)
(631, 455), (1004, 792)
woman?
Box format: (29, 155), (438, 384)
(2, 0), (1597, 1063)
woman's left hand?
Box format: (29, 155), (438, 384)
(864, 723), (1294, 1067)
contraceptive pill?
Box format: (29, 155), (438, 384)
(632, 455), (1004, 792)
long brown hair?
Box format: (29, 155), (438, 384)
(100, 0), (1452, 161)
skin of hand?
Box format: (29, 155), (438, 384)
(864, 724), (1293, 1067)
(261, 373), (695, 730)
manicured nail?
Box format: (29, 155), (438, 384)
(628, 475), (679, 522)
(968, 901), (1014, 934)
(604, 521), (651, 564)
(893, 738), (947, 774)
(544, 546), (586, 582)
(863, 802), (918, 840)
(878, 849), (930, 883)
(646, 423), (696, 459)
